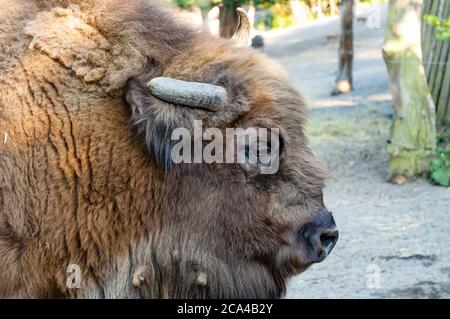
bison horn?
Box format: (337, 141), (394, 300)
(146, 77), (229, 112)
(231, 8), (250, 46)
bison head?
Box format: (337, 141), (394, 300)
(123, 9), (338, 299)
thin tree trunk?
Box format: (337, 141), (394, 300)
(199, 6), (210, 33)
(219, 3), (239, 38)
(317, 0), (324, 18)
(332, 0), (354, 95)
(329, 0), (338, 15)
(248, 0), (255, 32)
(383, 0), (436, 181)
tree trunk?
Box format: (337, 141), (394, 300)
(329, 0), (338, 16)
(383, 0), (436, 180)
(219, 3), (239, 38)
(248, 0), (255, 31)
(316, 0), (324, 18)
(199, 6), (210, 33)
(332, 0), (354, 95)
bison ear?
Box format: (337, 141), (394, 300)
(231, 8), (250, 46)
(125, 77), (179, 171)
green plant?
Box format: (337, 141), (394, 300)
(429, 117), (450, 187)
(170, 0), (197, 9)
(424, 14), (450, 42)
(429, 144), (450, 187)
(271, 2), (295, 29)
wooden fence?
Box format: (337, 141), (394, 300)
(422, 0), (450, 127)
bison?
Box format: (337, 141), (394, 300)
(0, 0), (338, 298)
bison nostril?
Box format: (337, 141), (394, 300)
(319, 229), (339, 256)
(296, 209), (339, 263)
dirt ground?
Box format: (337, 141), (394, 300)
(262, 4), (450, 298)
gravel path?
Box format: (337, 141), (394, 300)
(262, 4), (450, 298)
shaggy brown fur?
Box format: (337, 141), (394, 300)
(0, 0), (330, 298)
